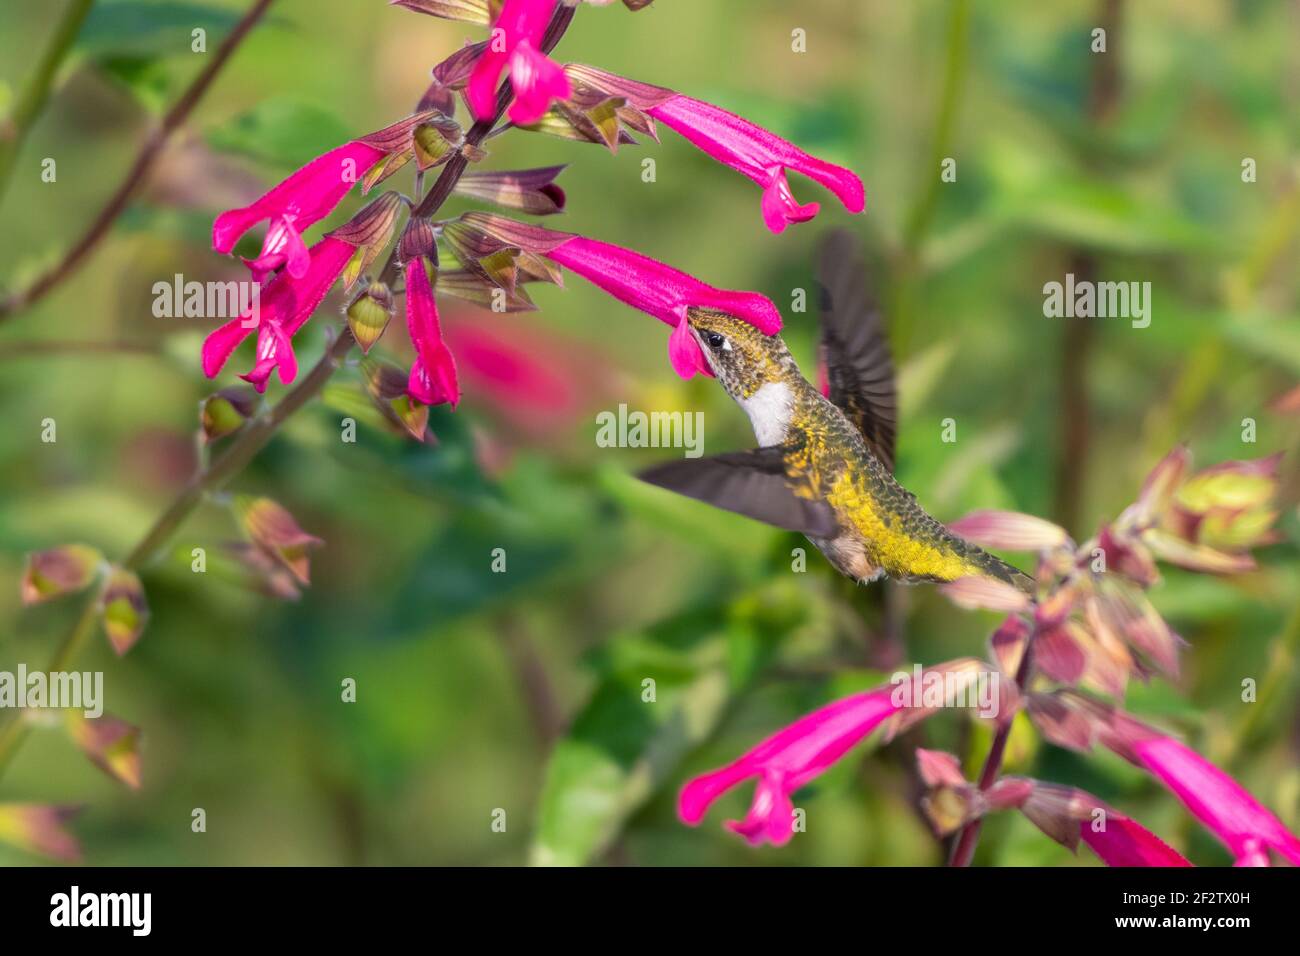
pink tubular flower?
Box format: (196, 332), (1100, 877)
(1080, 815), (1191, 867)
(679, 662), (982, 846)
(212, 112), (434, 281)
(544, 235), (782, 378)
(202, 237), (355, 392)
(451, 213), (782, 378)
(1128, 733), (1300, 867)
(646, 96), (864, 234)
(213, 141), (386, 280)
(552, 66), (864, 234)
(680, 687), (898, 846)
(403, 259), (460, 406)
(468, 0), (571, 125)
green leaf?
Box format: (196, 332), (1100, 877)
(94, 55), (175, 113)
(206, 97), (353, 170)
(530, 588), (808, 866)
(78, 1), (243, 59)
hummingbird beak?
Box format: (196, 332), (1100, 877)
(686, 322), (717, 375)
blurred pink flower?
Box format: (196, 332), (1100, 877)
(0, 803), (81, 862)
(202, 236), (354, 392)
(443, 312), (590, 430)
(1080, 815), (1191, 867)
(467, 0), (571, 125)
(404, 259), (460, 407)
(948, 509), (1071, 553)
(1130, 733), (1300, 867)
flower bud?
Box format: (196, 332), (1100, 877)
(21, 544), (103, 605)
(100, 567), (149, 656)
(200, 387), (259, 444)
(237, 496), (324, 587)
(65, 712), (142, 790)
(346, 282), (395, 354)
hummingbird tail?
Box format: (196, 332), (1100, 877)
(972, 550), (1037, 596)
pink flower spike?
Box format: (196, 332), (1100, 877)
(544, 235), (782, 380)
(467, 0), (562, 121)
(212, 140), (387, 258)
(202, 236), (355, 390)
(404, 259), (460, 407)
(646, 94), (865, 234)
(1080, 815), (1192, 867)
(506, 39), (572, 126)
(1131, 734), (1300, 867)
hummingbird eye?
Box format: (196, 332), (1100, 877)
(704, 331), (726, 350)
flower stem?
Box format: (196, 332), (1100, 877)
(0, 0), (277, 322)
(948, 633), (1037, 866)
(0, 2), (580, 790)
(0, 598), (98, 772)
(0, 0), (95, 204)
(1225, 599), (1300, 764)
(892, 0), (970, 359)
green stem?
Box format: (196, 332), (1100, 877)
(0, 0), (94, 204)
(0, 598), (99, 771)
(901, 0), (970, 254)
(892, 0), (970, 359)
(1226, 601), (1300, 764)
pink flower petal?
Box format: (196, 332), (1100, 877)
(725, 774), (796, 846)
(202, 316), (258, 379)
(667, 314), (713, 380)
(680, 666), (983, 847)
(404, 259), (460, 407)
(1132, 734), (1300, 866)
(466, 0), (559, 121)
(212, 141), (386, 255)
(948, 510), (1071, 552)
(761, 169), (820, 234)
(545, 236), (782, 334)
(506, 39), (571, 126)
(203, 236), (354, 387)
(1080, 815), (1192, 867)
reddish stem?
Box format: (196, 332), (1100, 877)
(0, 0), (277, 321)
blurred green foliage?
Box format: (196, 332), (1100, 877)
(0, 0), (1298, 866)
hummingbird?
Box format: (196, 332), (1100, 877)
(638, 230), (1033, 593)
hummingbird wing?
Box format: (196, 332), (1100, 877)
(637, 445), (839, 538)
(815, 229), (898, 472)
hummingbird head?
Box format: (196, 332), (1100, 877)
(686, 308), (796, 401)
